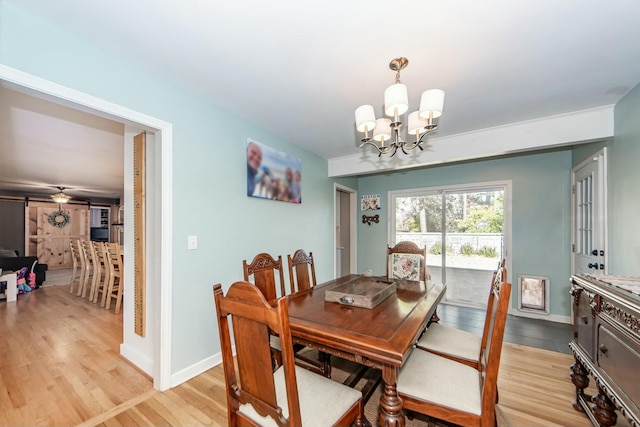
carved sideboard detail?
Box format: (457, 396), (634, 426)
(570, 274), (640, 427)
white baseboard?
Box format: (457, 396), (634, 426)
(120, 343), (154, 376)
(170, 353), (222, 388)
(508, 308), (572, 324)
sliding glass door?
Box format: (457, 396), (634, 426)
(391, 182), (508, 307)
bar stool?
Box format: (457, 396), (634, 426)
(104, 242), (123, 313)
(91, 241), (110, 305)
(68, 239), (82, 294)
(78, 239), (95, 298)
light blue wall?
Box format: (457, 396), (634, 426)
(570, 83), (640, 276)
(610, 83), (640, 274)
(571, 141), (606, 168)
(356, 151), (573, 317)
(0, 2), (353, 373)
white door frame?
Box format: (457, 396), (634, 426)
(571, 147), (608, 275)
(334, 183), (357, 278)
(0, 64), (173, 391)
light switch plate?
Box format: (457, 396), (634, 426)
(188, 235), (198, 250)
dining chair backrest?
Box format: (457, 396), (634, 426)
(287, 249), (317, 294)
(213, 281), (363, 427)
(478, 280), (511, 424)
(387, 241), (430, 282)
(215, 281), (298, 425)
(415, 258), (508, 370)
(480, 258), (507, 352)
(242, 252), (286, 303)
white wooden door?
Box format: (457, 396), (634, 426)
(572, 148), (607, 275)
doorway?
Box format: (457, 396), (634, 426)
(390, 181), (510, 307)
(334, 184), (357, 278)
(0, 65), (172, 390)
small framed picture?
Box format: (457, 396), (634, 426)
(361, 194), (381, 211)
(518, 274), (549, 314)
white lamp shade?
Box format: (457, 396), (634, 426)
(418, 89), (445, 119)
(408, 111), (428, 135)
(384, 83), (409, 117)
(372, 118), (391, 142)
(355, 105), (377, 133)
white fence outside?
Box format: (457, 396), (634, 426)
(396, 232), (503, 255)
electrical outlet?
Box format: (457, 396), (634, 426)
(187, 235), (198, 250)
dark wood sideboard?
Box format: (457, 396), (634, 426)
(570, 274), (640, 427)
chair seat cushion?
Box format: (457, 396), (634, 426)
(239, 365), (361, 426)
(397, 349), (482, 416)
(416, 323), (482, 362)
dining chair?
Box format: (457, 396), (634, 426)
(287, 249), (317, 293)
(286, 249), (331, 378)
(68, 239), (82, 294)
(213, 281), (364, 427)
(78, 239), (95, 298)
(104, 242), (123, 313)
(387, 241), (430, 282)
(242, 252), (286, 303)
(396, 280), (512, 427)
(415, 259), (507, 369)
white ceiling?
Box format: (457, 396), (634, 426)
(2, 0), (640, 198)
(0, 85), (125, 201)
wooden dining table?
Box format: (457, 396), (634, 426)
(286, 274), (446, 427)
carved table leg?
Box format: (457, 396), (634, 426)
(593, 387), (617, 427)
(570, 358), (589, 412)
(378, 365), (404, 427)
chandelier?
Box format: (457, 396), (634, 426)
(51, 186), (71, 204)
(355, 57), (444, 157)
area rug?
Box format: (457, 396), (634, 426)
(302, 349), (510, 427)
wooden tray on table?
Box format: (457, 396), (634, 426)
(324, 276), (397, 309)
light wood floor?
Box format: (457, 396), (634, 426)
(1, 284), (599, 427)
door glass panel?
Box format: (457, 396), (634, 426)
(443, 190), (503, 306)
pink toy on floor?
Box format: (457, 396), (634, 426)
(16, 267), (32, 293)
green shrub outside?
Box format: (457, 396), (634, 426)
(477, 246), (498, 258)
(459, 243), (475, 256)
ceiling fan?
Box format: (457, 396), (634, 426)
(51, 186), (71, 204)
